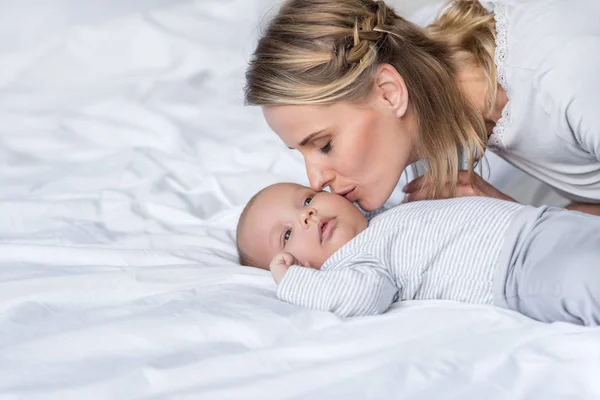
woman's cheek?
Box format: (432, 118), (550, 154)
(343, 141), (369, 175)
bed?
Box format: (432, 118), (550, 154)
(1, 0), (598, 398)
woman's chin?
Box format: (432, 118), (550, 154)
(358, 189), (395, 212)
(357, 198), (378, 212)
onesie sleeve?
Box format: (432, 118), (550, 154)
(276, 254), (398, 318)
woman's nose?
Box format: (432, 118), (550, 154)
(306, 161), (334, 191)
(300, 208), (318, 228)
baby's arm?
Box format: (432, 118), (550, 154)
(269, 252), (398, 318)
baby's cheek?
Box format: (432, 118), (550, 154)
(306, 249), (328, 270)
(288, 242), (314, 267)
(335, 227), (355, 249)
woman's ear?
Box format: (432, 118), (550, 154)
(373, 64), (409, 119)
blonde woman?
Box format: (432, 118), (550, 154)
(244, 0), (600, 216)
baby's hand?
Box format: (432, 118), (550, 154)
(269, 252), (296, 284)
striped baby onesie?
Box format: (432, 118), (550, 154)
(277, 197), (526, 317)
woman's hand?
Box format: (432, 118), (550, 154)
(403, 171), (515, 203)
(566, 203), (600, 216)
(269, 251), (297, 284)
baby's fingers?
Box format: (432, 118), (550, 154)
(269, 253), (293, 284)
(270, 251), (296, 268)
(279, 252), (296, 267)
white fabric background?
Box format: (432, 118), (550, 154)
(0, 1), (594, 399)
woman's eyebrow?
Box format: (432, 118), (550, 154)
(298, 129), (325, 147)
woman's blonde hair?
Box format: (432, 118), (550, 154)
(245, 0), (497, 197)
(428, 0), (498, 116)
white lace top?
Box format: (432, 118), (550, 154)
(482, 0), (600, 203)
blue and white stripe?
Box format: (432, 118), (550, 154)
(277, 197), (524, 317)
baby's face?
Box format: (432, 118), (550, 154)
(239, 183), (368, 269)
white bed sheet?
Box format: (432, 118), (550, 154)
(0, 0), (597, 399)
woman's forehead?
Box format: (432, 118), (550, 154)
(263, 103), (365, 143)
(263, 104), (336, 126)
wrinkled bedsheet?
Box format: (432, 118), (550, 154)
(0, 1), (597, 399)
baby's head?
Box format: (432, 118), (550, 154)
(237, 182), (368, 270)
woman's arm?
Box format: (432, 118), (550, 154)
(403, 172), (600, 217)
(565, 203), (600, 217)
(558, 38), (600, 216)
(562, 38), (600, 164)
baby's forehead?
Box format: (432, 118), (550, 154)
(237, 203), (271, 268)
(255, 183), (303, 207)
(265, 182), (302, 197)
(239, 183), (302, 264)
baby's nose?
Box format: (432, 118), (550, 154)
(301, 208), (318, 227)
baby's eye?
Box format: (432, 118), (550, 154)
(284, 229), (291, 245)
(303, 197), (312, 207)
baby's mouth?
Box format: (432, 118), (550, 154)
(318, 218), (336, 243)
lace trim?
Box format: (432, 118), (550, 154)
(488, 3), (510, 150)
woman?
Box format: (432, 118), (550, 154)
(244, 0), (600, 215)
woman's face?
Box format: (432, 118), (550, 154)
(263, 95), (418, 211)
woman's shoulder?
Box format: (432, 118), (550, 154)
(494, 0), (600, 140)
(498, 0), (600, 71)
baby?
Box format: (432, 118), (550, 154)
(236, 182), (600, 325)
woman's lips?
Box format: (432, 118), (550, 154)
(341, 188), (357, 202)
(319, 218), (336, 242)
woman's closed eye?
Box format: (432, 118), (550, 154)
(320, 141), (332, 154)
